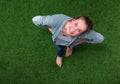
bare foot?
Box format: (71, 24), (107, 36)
(56, 56), (62, 67)
(65, 47), (73, 57)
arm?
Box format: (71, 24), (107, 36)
(32, 14), (70, 29)
(77, 30), (104, 44)
(85, 30), (104, 44)
(32, 15), (53, 28)
(71, 39), (87, 45)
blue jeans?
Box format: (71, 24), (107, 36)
(56, 45), (65, 57)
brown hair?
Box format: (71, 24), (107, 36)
(73, 16), (93, 32)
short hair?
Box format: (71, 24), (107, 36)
(73, 16), (93, 32)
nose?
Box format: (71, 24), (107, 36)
(71, 27), (77, 33)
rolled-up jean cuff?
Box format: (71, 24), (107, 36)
(56, 45), (65, 57)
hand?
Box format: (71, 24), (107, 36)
(48, 27), (52, 32)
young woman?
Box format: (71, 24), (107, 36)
(32, 14), (104, 67)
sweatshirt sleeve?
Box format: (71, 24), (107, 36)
(32, 15), (52, 28)
(32, 14), (68, 28)
(77, 30), (104, 44)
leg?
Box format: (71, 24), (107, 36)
(65, 47), (73, 57)
(65, 39), (87, 57)
(55, 45), (65, 67)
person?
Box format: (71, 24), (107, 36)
(32, 14), (104, 67)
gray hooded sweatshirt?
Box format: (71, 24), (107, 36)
(32, 14), (104, 47)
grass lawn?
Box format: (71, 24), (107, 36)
(0, 0), (120, 84)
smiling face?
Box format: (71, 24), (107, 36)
(62, 18), (87, 37)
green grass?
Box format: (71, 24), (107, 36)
(0, 0), (120, 84)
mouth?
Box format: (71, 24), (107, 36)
(70, 32), (74, 35)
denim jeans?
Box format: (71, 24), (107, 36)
(56, 45), (65, 57)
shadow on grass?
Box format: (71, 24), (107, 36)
(73, 43), (107, 54)
(63, 43), (109, 64)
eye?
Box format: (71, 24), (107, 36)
(74, 22), (78, 26)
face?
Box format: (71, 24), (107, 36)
(62, 18), (87, 37)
